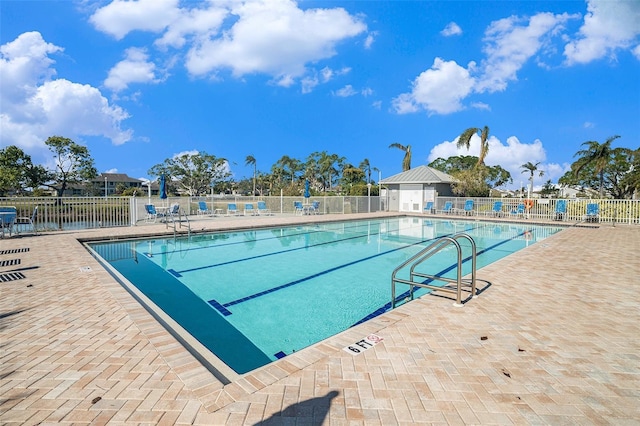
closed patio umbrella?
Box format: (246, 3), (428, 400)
(304, 179), (310, 199)
(159, 174), (167, 204)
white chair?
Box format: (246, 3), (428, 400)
(16, 206), (38, 235)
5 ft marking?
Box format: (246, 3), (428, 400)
(343, 334), (383, 355)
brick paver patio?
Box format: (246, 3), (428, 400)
(1, 213), (638, 425)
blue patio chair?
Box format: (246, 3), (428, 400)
(257, 201), (272, 215)
(485, 201), (503, 217)
(197, 201), (210, 216)
(0, 206), (17, 238)
(144, 204), (158, 223)
(585, 203), (599, 223)
(424, 201), (434, 214)
(294, 201), (304, 215)
(438, 201), (453, 214)
(554, 200), (567, 221)
(459, 199), (475, 216)
(310, 201), (321, 214)
(227, 203), (239, 216)
(510, 203), (525, 218)
(244, 203), (257, 216)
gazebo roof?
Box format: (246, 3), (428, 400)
(380, 165), (456, 184)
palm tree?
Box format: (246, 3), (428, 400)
(457, 126), (490, 167)
(359, 158), (371, 184)
(245, 155), (256, 196)
(389, 143), (411, 171)
(521, 161), (544, 199)
(573, 135), (621, 197)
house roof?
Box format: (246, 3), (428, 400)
(380, 165), (456, 184)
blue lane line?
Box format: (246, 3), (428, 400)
(207, 299), (232, 316)
(220, 223), (492, 313)
(174, 221), (425, 275)
(350, 228), (534, 327)
(150, 220), (386, 258)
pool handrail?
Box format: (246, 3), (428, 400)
(391, 233), (477, 308)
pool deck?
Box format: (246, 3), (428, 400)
(1, 212), (639, 425)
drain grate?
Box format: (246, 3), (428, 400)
(0, 259), (21, 267)
(0, 248), (30, 255)
(0, 272), (26, 282)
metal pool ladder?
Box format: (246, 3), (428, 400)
(391, 233), (477, 308)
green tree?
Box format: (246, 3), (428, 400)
(521, 161), (544, 198)
(245, 154), (257, 196)
(148, 151), (230, 196)
(43, 136), (98, 198)
(572, 135), (621, 197)
(389, 143), (411, 171)
(457, 126), (490, 167)
(0, 145), (47, 196)
(539, 180), (559, 198)
(429, 155), (512, 195)
(359, 158), (372, 184)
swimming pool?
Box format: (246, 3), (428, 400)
(89, 217), (563, 376)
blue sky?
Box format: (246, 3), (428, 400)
(1, 0), (639, 190)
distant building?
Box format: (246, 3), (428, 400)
(380, 166), (456, 213)
(59, 173), (150, 197)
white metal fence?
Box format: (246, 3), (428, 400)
(1, 195), (638, 231)
(435, 197), (640, 225)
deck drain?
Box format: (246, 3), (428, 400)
(79, 266), (92, 273)
(0, 248), (30, 255)
(0, 259), (20, 267)
(0, 272), (26, 282)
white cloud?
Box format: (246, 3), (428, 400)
(364, 31), (377, 48)
(476, 12), (575, 93)
(89, 0), (181, 40)
(0, 32), (132, 160)
(104, 47), (161, 92)
(185, 0), (366, 84)
(90, 1), (365, 91)
(564, 0), (640, 64)
(427, 134), (568, 187)
(0, 31), (62, 112)
(393, 11), (578, 115)
(391, 58), (475, 115)
(441, 22), (462, 37)
(583, 121), (595, 128)
(633, 44), (640, 60)
(334, 85), (357, 97)
(361, 87), (373, 97)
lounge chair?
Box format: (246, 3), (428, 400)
(197, 201), (210, 216)
(166, 203), (180, 222)
(257, 201), (272, 216)
(554, 200), (567, 221)
(510, 203), (525, 218)
(585, 203), (599, 223)
(15, 206), (38, 235)
(458, 199), (475, 216)
(144, 204), (159, 223)
(485, 201), (503, 217)
(0, 206), (17, 238)
(244, 203), (257, 216)
(438, 201), (453, 214)
(424, 201), (434, 214)
(294, 201), (304, 215)
(227, 203), (239, 216)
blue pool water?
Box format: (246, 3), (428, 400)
(89, 217), (563, 374)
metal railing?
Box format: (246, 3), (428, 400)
(391, 233), (477, 308)
(1, 195), (638, 233)
(433, 197), (640, 225)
